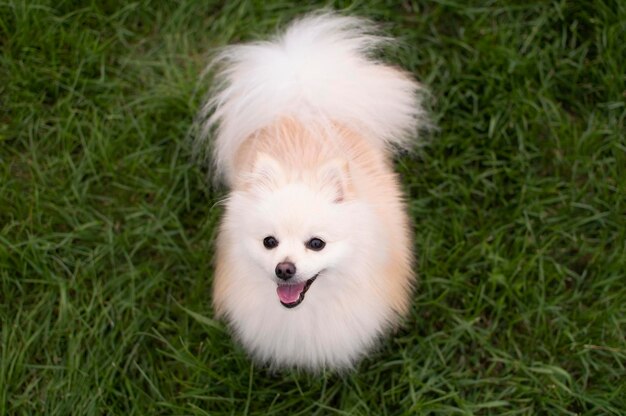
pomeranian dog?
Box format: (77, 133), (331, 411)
(196, 12), (427, 371)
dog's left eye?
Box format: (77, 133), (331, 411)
(263, 236), (279, 249)
(306, 237), (326, 251)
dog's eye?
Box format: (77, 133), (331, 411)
(306, 237), (325, 251)
(263, 236), (279, 249)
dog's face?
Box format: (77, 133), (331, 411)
(236, 183), (350, 306)
(224, 153), (382, 309)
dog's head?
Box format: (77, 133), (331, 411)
(223, 152), (383, 309)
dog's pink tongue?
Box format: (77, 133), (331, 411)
(276, 282), (306, 304)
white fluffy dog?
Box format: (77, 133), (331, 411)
(196, 12), (427, 371)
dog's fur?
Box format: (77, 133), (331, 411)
(197, 13), (427, 371)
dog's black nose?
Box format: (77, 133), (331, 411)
(275, 262), (296, 280)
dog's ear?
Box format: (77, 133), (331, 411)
(243, 152), (284, 189)
(318, 159), (351, 203)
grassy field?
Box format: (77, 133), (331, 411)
(1, 0), (625, 414)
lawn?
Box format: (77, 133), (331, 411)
(1, 0), (625, 414)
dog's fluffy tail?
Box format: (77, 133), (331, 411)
(196, 12), (427, 183)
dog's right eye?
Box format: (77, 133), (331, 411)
(263, 236), (279, 249)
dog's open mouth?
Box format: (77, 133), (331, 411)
(276, 275), (318, 308)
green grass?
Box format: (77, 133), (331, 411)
(1, 0), (625, 414)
